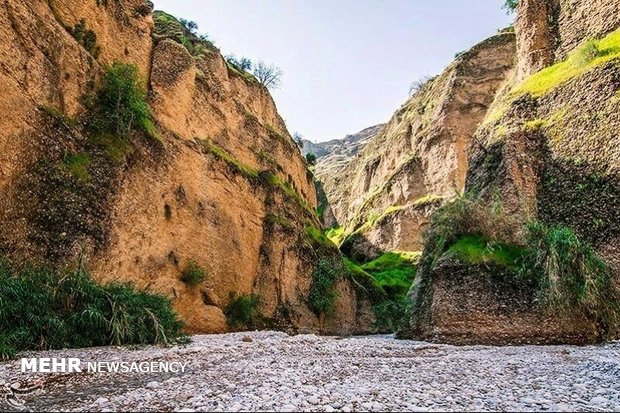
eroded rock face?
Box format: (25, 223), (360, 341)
(317, 32), (516, 260)
(0, 1), (373, 334)
(406, 0), (620, 344)
(407, 259), (599, 345)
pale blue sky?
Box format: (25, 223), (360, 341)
(152, 1), (513, 141)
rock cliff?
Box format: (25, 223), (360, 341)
(0, 0), (373, 335)
(405, 0), (620, 344)
(315, 32), (516, 261)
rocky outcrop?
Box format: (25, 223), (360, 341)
(516, 0), (620, 79)
(316, 32), (516, 259)
(405, 0), (620, 344)
(0, 1), (373, 335)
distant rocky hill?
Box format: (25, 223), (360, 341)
(300, 124), (384, 161)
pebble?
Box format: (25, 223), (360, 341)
(1, 331), (618, 412)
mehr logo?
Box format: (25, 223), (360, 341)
(21, 358), (188, 373)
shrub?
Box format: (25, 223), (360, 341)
(225, 294), (261, 328)
(181, 260), (207, 286)
(503, 0), (518, 13)
(90, 62), (158, 141)
(309, 258), (344, 315)
(373, 297), (411, 332)
(520, 222), (619, 330)
(306, 153), (317, 165)
(0, 259), (184, 360)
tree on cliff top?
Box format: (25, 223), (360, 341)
(503, 0), (518, 13)
(253, 61), (283, 89)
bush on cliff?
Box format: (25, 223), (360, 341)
(521, 222), (619, 330)
(0, 259), (184, 360)
(309, 258), (343, 315)
(89, 62), (158, 142)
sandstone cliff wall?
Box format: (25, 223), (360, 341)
(0, 0), (372, 335)
(406, 0), (620, 344)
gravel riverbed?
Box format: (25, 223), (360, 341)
(1, 331), (619, 412)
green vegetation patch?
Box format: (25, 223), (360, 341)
(361, 252), (420, 299)
(343, 258), (387, 303)
(39, 105), (78, 128)
(305, 226), (338, 251)
(482, 29), (620, 128)
(225, 294), (261, 329)
(62, 152), (92, 181)
(447, 234), (525, 271)
(153, 10), (216, 57)
(0, 259), (184, 360)
(260, 172), (315, 216)
(513, 28), (620, 98)
(199, 140), (259, 178)
(265, 213), (294, 231)
(180, 260), (207, 286)
(325, 226), (347, 247)
(309, 258), (344, 315)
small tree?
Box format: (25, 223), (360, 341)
(253, 61), (283, 89)
(306, 153), (317, 166)
(179, 18), (199, 34)
(503, 0), (518, 13)
(409, 76), (433, 97)
(226, 55), (253, 72)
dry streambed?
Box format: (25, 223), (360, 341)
(1, 332), (619, 412)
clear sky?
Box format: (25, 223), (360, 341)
(152, 1), (514, 142)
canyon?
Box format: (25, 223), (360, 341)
(0, 0), (619, 348)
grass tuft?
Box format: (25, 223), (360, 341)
(180, 260), (207, 287)
(225, 294), (261, 329)
(62, 152), (92, 181)
(0, 258), (184, 359)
